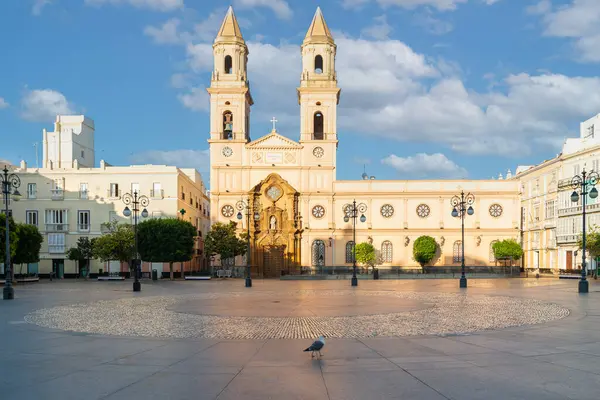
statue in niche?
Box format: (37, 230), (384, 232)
(270, 215), (277, 231)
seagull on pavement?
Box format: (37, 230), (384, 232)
(303, 335), (325, 358)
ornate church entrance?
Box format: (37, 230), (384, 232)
(247, 173), (303, 278)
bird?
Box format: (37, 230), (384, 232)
(303, 335), (325, 358)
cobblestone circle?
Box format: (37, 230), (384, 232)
(24, 290), (570, 339)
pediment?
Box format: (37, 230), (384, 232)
(246, 131), (302, 149)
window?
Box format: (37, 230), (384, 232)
(81, 150), (85, 159)
(573, 164), (581, 176)
(489, 240), (498, 262)
(534, 206), (540, 221)
(312, 240), (326, 267)
(586, 124), (595, 138)
(181, 186), (185, 200)
(313, 112), (324, 140)
(45, 209), (67, 231)
(51, 178), (64, 200)
(152, 182), (162, 198)
(381, 241), (393, 263)
(47, 233), (65, 253)
(109, 183), (119, 198)
(26, 210), (38, 226)
(131, 183), (140, 194)
(345, 241), (354, 263)
(224, 55), (233, 74)
(27, 183), (37, 199)
(79, 183), (88, 199)
(78, 210), (90, 232)
(314, 55), (323, 74)
(545, 200), (556, 219)
(223, 111), (233, 139)
(453, 241), (462, 263)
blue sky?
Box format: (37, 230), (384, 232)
(1, 0), (600, 184)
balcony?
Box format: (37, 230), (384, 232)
(544, 219), (556, 229)
(107, 189), (121, 199)
(150, 189), (164, 199)
(51, 189), (64, 200)
(48, 245), (65, 254)
(79, 190), (89, 200)
(558, 178), (573, 190)
(558, 202), (600, 217)
(46, 223), (67, 232)
(557, 234), (579, 244)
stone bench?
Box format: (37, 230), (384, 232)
(184, 276), (211, 280)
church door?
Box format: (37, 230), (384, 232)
(312, 240), (326, 270)
(263, 246), (285, 278)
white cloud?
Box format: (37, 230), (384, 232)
(343, 0), (499, 11)
(233, 0), (292, 19)
(20, 89), (75, 122)
(382, 153), (468, 178)
(177, 86), (208, 112)
(535, 0), (600, 62)
(144, 18), (182, 44)
(0, 97), (8, 109)
(526, 0), (551, 15)
(130, 149), (209, 172)
(361, 15), (393, 40)
(413, 12), (454, 35)
(84, 0), (183, 12)
(32, 0), (52, 15)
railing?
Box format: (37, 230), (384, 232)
(558, 178), (572, 189)
(79, 190), (89, 199)
(558, 202), (600, 216)
(544, 219), (556, 228)
(46, 223), (67, 232)
(557, 234), (579, 244)
(107, 189), (121, 198)
(150, 189), (164, 199)
(48, 245), (65, 253)
(51, 189), (64, 200)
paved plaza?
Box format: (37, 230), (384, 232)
(1, 278), (600, 399)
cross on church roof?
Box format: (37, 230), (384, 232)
(271, 117), (278, 131)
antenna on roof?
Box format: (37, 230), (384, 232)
(361, 164), (368, 180)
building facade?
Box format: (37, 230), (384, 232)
(5, 115), (210, 278)
(209, 7), (521, 277)
(517, 114), (600, 273)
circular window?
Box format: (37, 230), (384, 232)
(380, 204), (394, 218)
(313, 147), (324, 158)
(221, 205), (235, 218)
(416, 204), (430, 218)
(489, 203), (503, 218)
(222, 146), (233, 157)
(312, 205), (325, 219)
(266, 186), (282, 201)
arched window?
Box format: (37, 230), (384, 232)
(453, 241), (463, 263)
(345, 241), (354, 263)
(223, 111), (233, 139)
(381, 241), (393, 263)
(224, 55), (233, 74)
(314, 55), (323, 74)
(490, 240), (499, 263)
(314, 111), (324, 140)
(312, 240), (326, 266)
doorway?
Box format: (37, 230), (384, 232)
(566, 251), (573, 271)
(263, 246), (285, 277)
(52, 259), (64, 279)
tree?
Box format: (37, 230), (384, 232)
(492, 239), (523, 266)
(93, 221), (135, 274)
(413, 236), (437, 272)
(137, 218), (197, 280)
(0, 214), (18, 277)
(577, 227), (600, 277)
(354, 242), (376, 273)
(66, 237), (95, 278)
(204, 222), (247, 267)
(13, 223), (43, 276)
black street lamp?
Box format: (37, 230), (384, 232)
(343, 200), (367, 287)
(236, 198), (260, 288)
(1, 165), (21, 300)
(570, 168), (598, 294)
(451, 191), (475, 288)
(122, 191), (149, 292)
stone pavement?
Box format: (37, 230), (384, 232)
(1, 278), (600, 399)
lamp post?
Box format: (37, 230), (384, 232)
(122, 191), (149, 292)
(343, 200), (367, 287)
(570, 168), (598, 294)
(451, 191), (475, 288)
(236, 198), (260, 288)
(1, 165), (21, 300)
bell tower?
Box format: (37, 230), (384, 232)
(207, 6), (253, 143)
(298, 7), (340, 144)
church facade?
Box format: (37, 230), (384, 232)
(208, 7), (521, 277)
